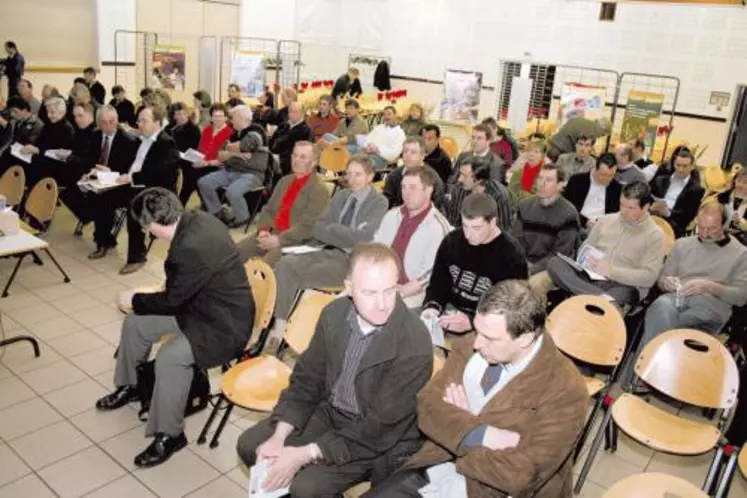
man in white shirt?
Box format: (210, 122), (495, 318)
(351, 105), (405, 170)
(650, 148), (704, 237)
(563, 153), (622, 238)
(632, 139), (657, 182)
(614, 143), (646, 185)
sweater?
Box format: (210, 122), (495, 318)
(365, 124), (406, 163)
(425, 146), (452, 184)
(513, 196), (580, 274)
(423, 230), (528, 316)
(615, 164), (646, 185)
(556, 153), (595, 179)
(333, 115), (369, 144)
(198, 124), (234, 161)
(444, 180), (515, 234)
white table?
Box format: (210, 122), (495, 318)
(0, 229), (71, 297)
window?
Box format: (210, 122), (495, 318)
(599, 2), (617, 22)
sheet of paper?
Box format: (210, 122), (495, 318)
(355, 135), (368, 148)
(10, 143), (32, 164)
(556, 251), (606, 281)
(281, 245), (322, 255)
(44, 149), (72, 161)
(421, 316), (446, 348)
(179, 148), (206, 164)
(96, 171), (120, 185)
(248, 460), (290, 498)
(573, 245), (608, 281)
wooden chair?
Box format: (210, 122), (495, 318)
(604, 473), (709, 498)
(651, 215), (676, 255)
(23, 177), (58, 233)
(546, 295), (627, 462)
(320, 145), (350, 174)
(574, 329), (740, 494)
(372, 180), (384, 192)
(0, 166), (25, 207)
(440, 136), (459, 160)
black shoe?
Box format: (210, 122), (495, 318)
(88, 246), (114, 260)
(95, 386), (139, 411)
(134, 432), (188, 468)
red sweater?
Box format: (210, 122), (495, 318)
(198, 125), (234, 161)
(274, 173), (312, 231)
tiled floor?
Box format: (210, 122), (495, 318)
(0, 206), (744, 497)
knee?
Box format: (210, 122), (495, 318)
(288, 470), (336, 498)
(236, 429), (261, 467)
(225, 183), (247, 203)
(197, 174), (216, 192)
(545, 256), (561, 279)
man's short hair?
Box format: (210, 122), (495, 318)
(461, 192), (497, 221)
(674, 148), (695, 164)
(140, 87), (154, 99)
(383, 105), (396, 115)
(462, 156), (491, 184)
(83, 67), (96, 75)
(229, 104), (253, 122)
(45, 97), (66, 115)
(576, 134), (595, 145)
(699, 200), (728, 226)
(19, 78), (32, 89)
(111, 85), (125, 96)
(228, 83), (240, 92)
(472, 124), (489, 138)
(622, 181), (652, 208)
(346, 242), (398, 278)
(209, 102), (228, 116)
(347, 153), (374, 175)
(403, 165), (437, 188)
(596, 152), (617, 170)
(5, 41), (17, 51)
(7, 96), (30, 112)
(74, 103), (95, 116)
(345, 98), (360, 109)
(617, 143), (634, 162)
(171, 101), (189, 113)
(349, 67), (360, 76)
(541, 163), (565, 183)
(97, 104), (118, 120)
(140, 105), (165, 123)
(476, 280), (547, 339)
(130, 187), (184, 228)
(403, 136), (426, 153)
(295, 140), (320, 164)
(319, 94), (335, 107)
(421, 123), (441, 138)
(481, 117), (498, 129)
(193, 90), (212, 108)
(73, 77), (86, 86)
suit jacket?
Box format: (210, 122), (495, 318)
(272, 296), (433, 466)
(133, 211), (253, 368)
(88, 81), (106, 105)
(13, 115), (44, 145)
(269, 120), (314, 174)
(650, 174), (705, 237)
(131, 131), (181, 190)
(563, 172), (622, 226)
(255, 173), (330, 246)
(406, 334), (588, 498)
(313, 187), (388, 250)
(425, 146), (452, 184)
(90, 129), (139, 174)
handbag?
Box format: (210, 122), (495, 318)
(135, 360), (210, 422)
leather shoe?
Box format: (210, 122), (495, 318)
(95, 386), (138, 411)
(119, 261), (146, 275)
(88, 246), (113, 260)
(134, 432), (187, 468)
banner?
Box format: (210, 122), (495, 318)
(439, 70), (482, 124)
(620, 90), (665, 149)
(230, 50), (266, 99)
(151, 45), (186, 91)
(557, 83), (606, 126)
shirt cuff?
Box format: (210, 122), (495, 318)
(459, 425), (490, 451)
(308, 443), (323, 463)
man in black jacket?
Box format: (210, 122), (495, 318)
(270, 102), (313, 176)
(649, 148), (704, 237)
(236, 243), (433, 497)
(83, 66), (106, 105)
(96, 188), (254, 468)
(563, 153), (622, 238)
(422, 124), (452, 184)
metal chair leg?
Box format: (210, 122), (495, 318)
(0, 334), (40, 357)
(574, 393), (605, 463)
(575, 406), (615, 494)
(209, 402), (234, 449)
(42, 249), (71, 283)
(2, 253), (27, 297)
(714, 446), (740, 498)
(197, 394), (224, 445)
(704, 444), (727, 493)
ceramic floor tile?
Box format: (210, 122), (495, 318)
(729, 473), (747, 498)
(0, 338), (64, 374)
(646, 450), (716, 488)
(43, 378), (108, 417)
(576, 448), (644, 489)
(93, 369), (116, 391)
(0, 292), (43, 313)
(0, 376), (36, 410)
(5, 301), (65, 328)
(46, 329), (109, 358)
(0, 315), (21, 332)
(186, 476), (246, 498)
(577, 479), (607, 498)
(73, 274), (120, 292)
(90, 319), (124, 345)
(225, 463), (250, 490)
(0, 444), (31, 486)
(83, 474), (157, 498)
(188, 422), (243, 473)
(9, 420), (93, 470)
(32, 282), (85, 302)
(73, 305), (123, 328)
(18, 359), (87, 394)
(70, 406), (143, 443)
(50, 293), (102, 314)
(0, 397), (62, 441)
(100, 425), (153, 472)
(132, 447), (219, 498)
(0, 364), (12, 380)
(16, 269), (67, 290)
(86, 283), (128, 307)
(0, 474), (56, 498)
(69, 345), (117, 376)
(24, 315), (85, 342)
(37, 446), (127, 498)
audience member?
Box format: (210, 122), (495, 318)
(307, 95), (339, 141)
(548, 116), (611, 161)
(0, 96), (43, 173)
(421, 193), (528, 334)
(649, 147), (704, 237)
(236, 243), (432, 496)
(614, 143), (646, 185)
(192, 90), (212, 129)
(563, 153), (622, 237)
(270, 102), (314, 176)
(382, 136), (444, 209)
(320, 99), (369, 149)
(17, 79), (40, 115)
(452, 124), (506, 185)
(20, 97), (75, 186)
(508, 139), (546, 202)
(38, 84), (62, 125)
(83, 67), (106, 104)
(421, 123), (452, 183)
(482, 117), (514, 166)
(369, 280), (587, 498)
(97, 188), (253, 468)
(68, 84), (99, 122)
(198, 105), (269, 228)
(88, 105), (180, 275)
(2, 41), (25, 97)
(349, 105), (405, 170)
(401, 103), (427, 137)
(556, 134), (596, 179)
(375, 167), (453, 309)
(267, 88), (298, 127)
(251, 90), (276, 130)
(225, 83), (244, 108)
(717, 168), (747, 245)
(236, 141), (330, 264)
(632, 138), (656, 182)
(331, 67), (363, 100)
(547, 181), (665, 309)
(169, 102), (201, 153)
(110, 85), (136, 128)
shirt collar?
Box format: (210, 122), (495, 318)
(671, 173), (690, 185)
(141, 129), (160, 143)
(350, 186), (371, 203)
(502, 334), (544, 376)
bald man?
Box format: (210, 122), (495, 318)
(270, 101), (314, 176)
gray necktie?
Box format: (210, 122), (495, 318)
(481, 364), (504, 394)
(340, 197), (358, 227)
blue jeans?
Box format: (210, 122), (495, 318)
(198, 168), (262, 222)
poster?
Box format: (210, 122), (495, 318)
(557, 83), (606, 126)
(439, 70), (482, 124)
(620, 90), (665, 149)
(230, 50), (266, 99)
(151, 45), (186, 91)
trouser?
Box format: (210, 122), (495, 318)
(346, 143), (388, 171)
(198, 168), (262, 222)
(236, 403), (419, 498)
(113, 314), (195, 437)
(60, 186), (94, 224)
(91, 186), (146, 263)
(274, 249), (349, 320)
(235, 235), (283, 265)
(179, 161), (217, 206)
(726, 366), (747, 445)
(546, 256), (640, 309)
(361, 469), (430, 498)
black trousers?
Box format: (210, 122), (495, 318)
(91, 186), (146, 263)
(179, 161), (217, 206)
(725, 366), (747, 445)
(360, 469), (429, 498)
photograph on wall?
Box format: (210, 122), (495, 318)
(151, 45), (186, 91)
(620, 90), (665, 149)
(439, 70), (482, 124)
(230, 50), (266, 98)
(557, 83), (606, 126)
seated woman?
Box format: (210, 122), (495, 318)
(401, 103), (426, 137)
(717, 167), (747, 245)
(507, 139), (547, 202)
(21, 96), (75, 187)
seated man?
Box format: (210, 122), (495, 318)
(88, 105), (180, 275)
(614, 143), (646, 185)
(451, 124), (505, 185)
(236, 243), (433, 497)
(513, 164), (579, 295)
(271, 154), (388, 337)
(198, 105), (269, 228)
(563, 152), (621, 238)
(547, 116), (611, 161)
(649, 147), (704, 237)
(270, 102), (314, 176)
(547, 181), (665, 310)
(368, 280), (588, 498)
(375, 167), (453, 309)
(96, 188), (254, 468)
(421, 123), (452, 184)
(236, 141), (330, 264)
(320, 98), (368, 150)
(20, 96), (75, 187)
(382, 136), (445, 209)
(444, 155), (515, 232)
(421, 193), (528, 335)
(307, 95), (339, 142)
(349, 105), (405, 170)
(0, 97), (43, 173)
(555, 134), (596, 179)
(632, 138), (657, 182)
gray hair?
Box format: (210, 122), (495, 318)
(476, 280), (546, 339)
(97, 104), (118, 122)
(229, 104), (253, 123)
(130, 187), (184, 228)
(44, 97), (66, 115)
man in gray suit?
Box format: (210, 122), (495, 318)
(269, 154), (388, 341)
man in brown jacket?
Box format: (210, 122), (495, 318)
(236, 141), (330, 264)
(366, 280), (588, 498)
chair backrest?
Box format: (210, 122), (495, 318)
(603, 472), (708, 498)
(651, 215), (676, 255)
(320, 145), (350, 174)
(545, 295), (627, 367)
(24, 177), (59, 226)
(440, 137), (459, 160)
(634, 328), (740, 409)
(0, 166), (25, 207)
(244, 259), (277, 334)
(284, 291), (337, 355)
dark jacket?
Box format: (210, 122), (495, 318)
(272, 296), (433, 466)
(35, 119), (75, 152)
(132, 211), (254, 368)
(650, 173), (705, 237)
(332, 74), (363, 100)
(563, 172), (622, 226)
(65, 123), (97, 178)
(13, 115), (44, 145)
(170, 121), (201, 152)
(90, 129), (139, 174)
(87, 81), (106, 105)
(374, 60), (391, 91)
(131, 131), (180, 190)
(269, 120), (314, 175)
(425, 146), (452, 184)
(110, 98), (137, 128)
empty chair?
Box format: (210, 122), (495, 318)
(23, 177), (58, 233)
(0, 166), (25, 207)
(651, 215), (676, 255)
(320, 145), (350, 174)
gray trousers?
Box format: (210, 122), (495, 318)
(274, 249), (349, 320)
(235, 235), (283, 265)
(114, 314), (195, 437)
(546, 256), (640, 309)
(197, 169), (262, 222)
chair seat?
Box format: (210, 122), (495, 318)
(222, 355), (291, 412)
(584, 376), (605, 397)
(739, 446), (747, 478)
(612, 393), (721, 455)
(19, 220), (39, 235)
(603, 472), (708, 497)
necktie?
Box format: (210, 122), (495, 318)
(340, 197), (358, 227)
(481, 364), (504, 394)
(99, 135), (110, 165)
